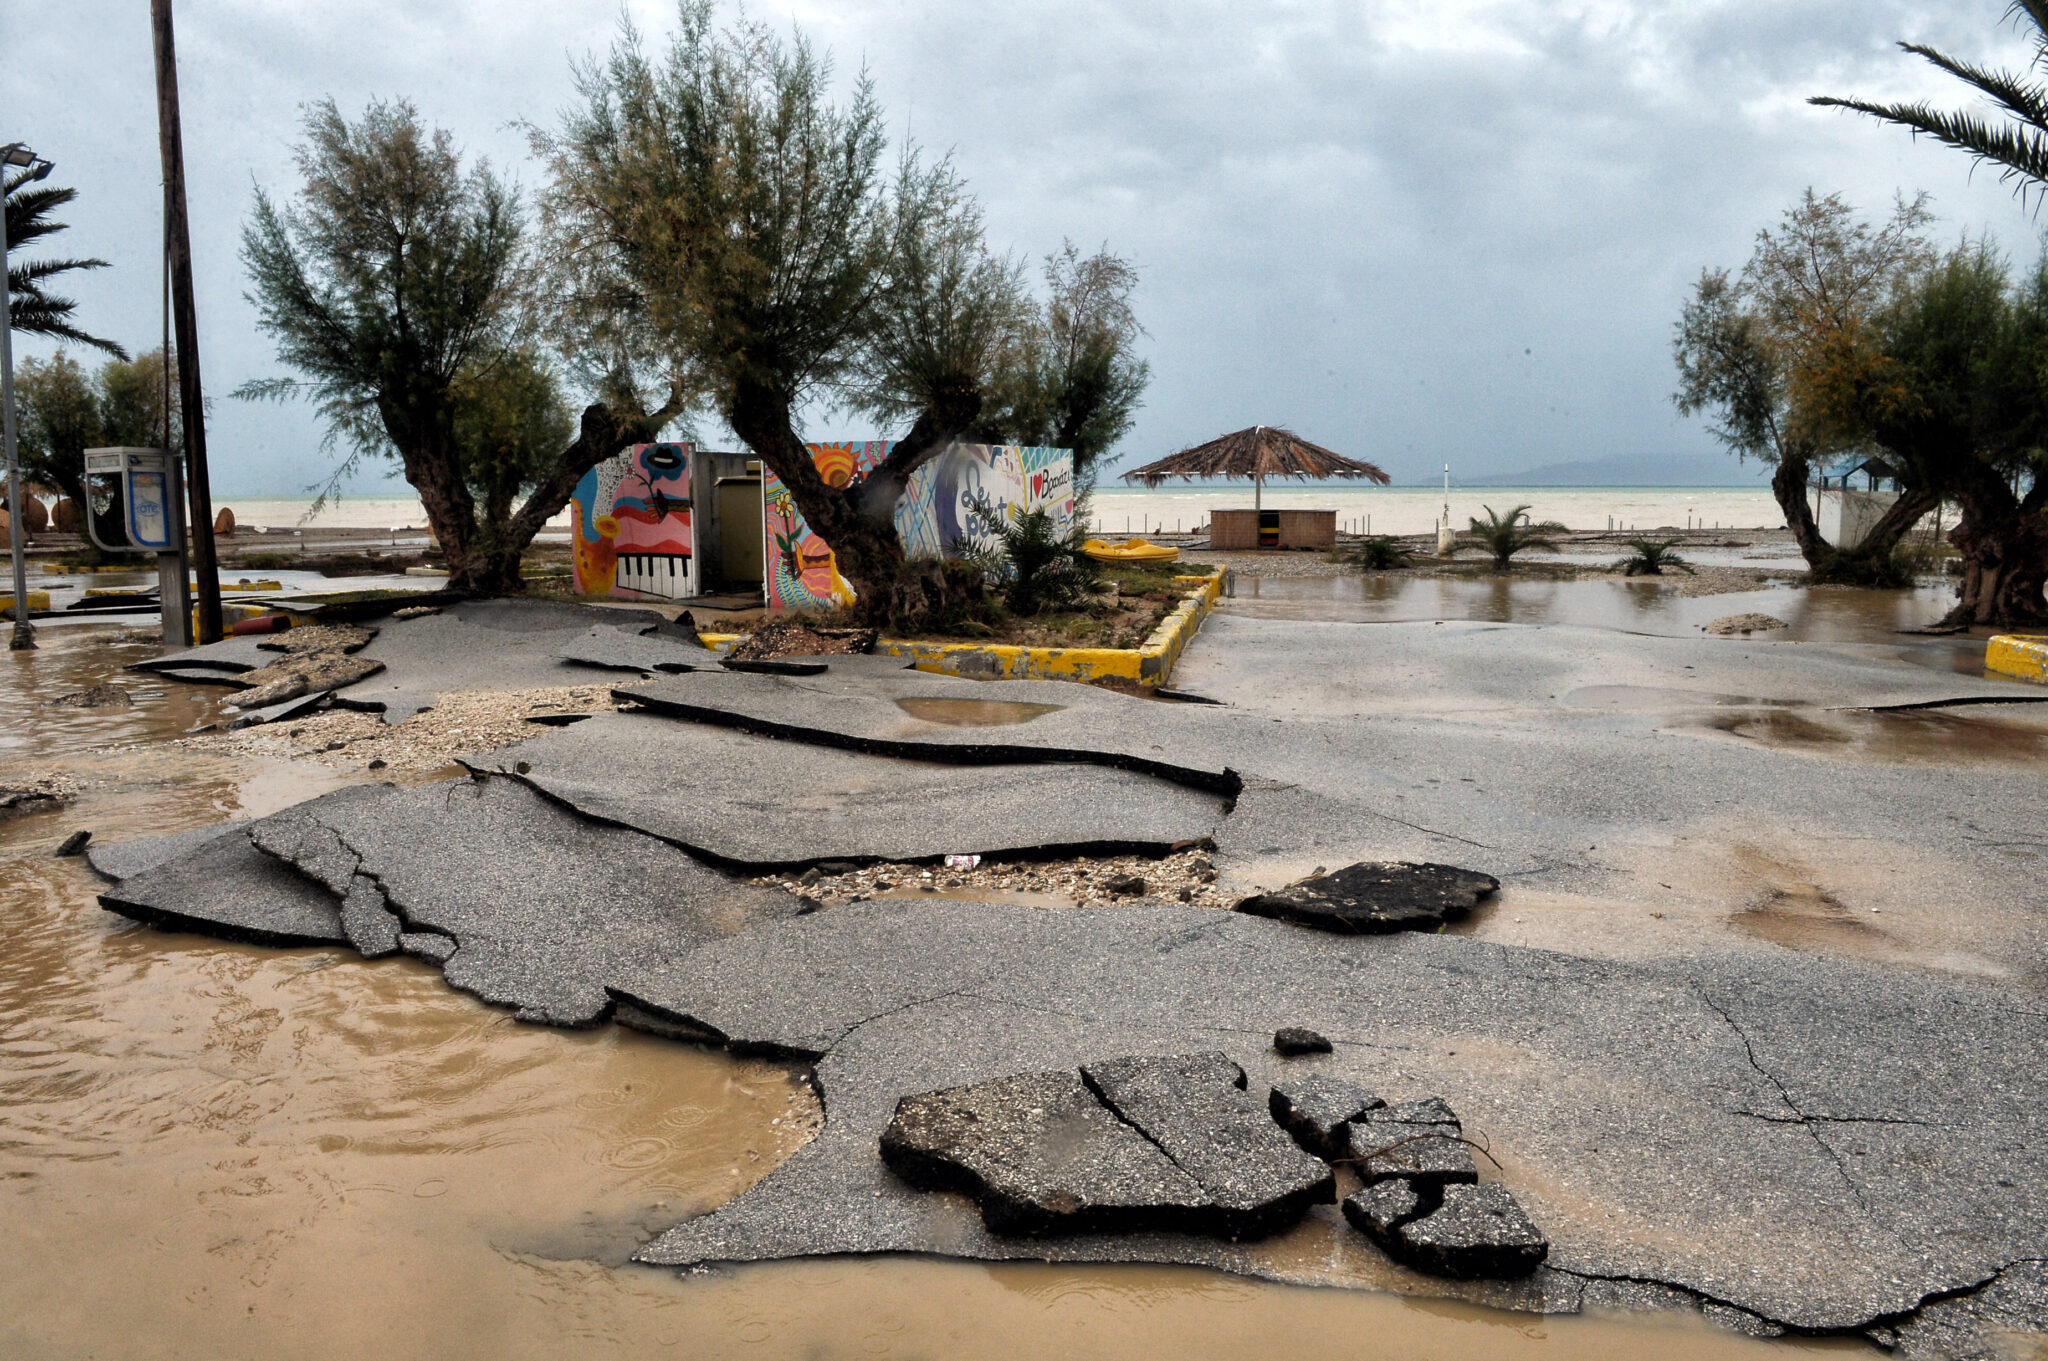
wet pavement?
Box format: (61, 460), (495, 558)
(8, 589), (2048, 1358)
(1222, 572), (1976, 646)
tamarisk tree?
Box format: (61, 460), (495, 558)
(539, 4), (1142, 628)
(240, 98), (687, 594)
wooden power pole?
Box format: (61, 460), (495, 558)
(150, 0), (223, 643)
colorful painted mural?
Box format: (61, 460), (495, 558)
(762, 443), (1075, 612)
(762, 441), (883, 611)
(571, 442), (696, 600)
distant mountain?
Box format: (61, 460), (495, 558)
(1449, 453), (1768, 488)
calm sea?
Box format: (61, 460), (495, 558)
(216, 486), (1783, 537)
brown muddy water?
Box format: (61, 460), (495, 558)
(3, 627), (1862, 1359)
(895, 696), (1065, 726)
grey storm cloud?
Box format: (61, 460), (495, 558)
(5, 0), (2044, 494)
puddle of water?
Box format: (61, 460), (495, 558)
(0, 628), (1902, 1358)
(896, 696), (1065, 726)
(1703, 707), (2048, 765)
(1733, 883), (1893, 957)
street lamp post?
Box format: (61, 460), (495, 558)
(2, 142), (55, 651)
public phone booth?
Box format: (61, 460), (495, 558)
(83, 447), (191, 644)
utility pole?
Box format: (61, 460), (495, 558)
(2, 144), (53, 650)
(150, 0), (223, 643)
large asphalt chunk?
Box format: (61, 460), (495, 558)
(1236, 861), (1500, 934)
(251, 776), (802, 1025)
(1080, 1052), (1336, 1238)
(1270, 1074), (1385, 1159)
(1350, 1098), (1478, 1187)
(879, 1069), (1207, 1236)
(1371, 1182), (1550, 1280)
(559, 623), (708, 676)
(614, 668), (1241, 793)
(471, 712), (1227, 869)
(98, 827), (347, 948)
(333, 599), (671, 722)
(85, 822), (244, 882)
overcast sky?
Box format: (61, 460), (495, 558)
(8, 0), (2047, 494)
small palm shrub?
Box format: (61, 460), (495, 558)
(1615, 537), (1696, 576)
(959, 494), (1099, 615)
(1342, 535), (1414, 571)
(1457, 503), (1568, 571)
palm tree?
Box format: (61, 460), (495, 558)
(1614, 537), (1696, 577)
(5, 169), (126, 357)
(1810, 3), (2048, 206)
(1457, 504), (1566, 571)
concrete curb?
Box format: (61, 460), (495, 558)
(1986, 634), (2048, 684)
(699, 569), (1230, 687)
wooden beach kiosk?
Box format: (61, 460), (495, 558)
(1122, 425), (1389, 550)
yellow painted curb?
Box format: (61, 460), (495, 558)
(1986, 634), (2048, 684)
(695, 569), (1231, 687)
(881, 569), (1227, 685)
(0, 590), (52, 611)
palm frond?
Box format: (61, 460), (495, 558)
(1809, 96), (2048, 197)
(1894, 42), (2048, 131)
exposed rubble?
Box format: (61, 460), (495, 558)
(179, 685), (620, 772)
(0, 768), (82, 813)
(749, 846), (1234, 909)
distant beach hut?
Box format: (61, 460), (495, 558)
(1122, 425), (1388, 549)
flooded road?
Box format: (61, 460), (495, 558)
(0, 628), (1875, 1358)
(1223, 573), (1981, 651)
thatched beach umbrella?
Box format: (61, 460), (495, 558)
(1121, 425), (1389, 510)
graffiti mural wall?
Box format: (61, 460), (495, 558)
(571, 442), (697, 601)
(762, 443), (1075, 612)
(762, 441), (883, 612)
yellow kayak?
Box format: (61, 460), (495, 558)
(1082, 537), (1180, 564)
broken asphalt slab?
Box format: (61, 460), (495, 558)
(234, 776), (803, 1024)
(612, 669), (1244, 793)
(1236, 861), (1500, 933)
(84, 821), (244, 882)
(1078, 1052), (1334, 1236)
(97, 826), (347, 948)
(467, 711), (1228, 869)
(608, 895), (2048, 1336)
(880, 1068), (1209, 1236)
(1345, 1180), (1549, 1280)
(87, 777), (2048, 1346)
(327, 598), (674, 721)
(881, 1052), (1331, 1239)
(558, 623), (710, 676)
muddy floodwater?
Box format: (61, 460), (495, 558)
(3, 627), (1868, 1358)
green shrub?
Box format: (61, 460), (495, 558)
(1341, 535), (1414, 571)
(959, 494), (1099, 616)
(1614, 537), (1695, 576)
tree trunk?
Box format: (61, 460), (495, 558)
(1771, 455), (1828, 569)
(1938, 468), (2048, 628)
(1851, 484), (1940, 560)
(727, 377), (982, 631)
(393, 386), (689, 599)
(399, 423), (482, 591)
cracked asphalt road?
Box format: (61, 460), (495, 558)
(96, 601), (2048, 1356)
